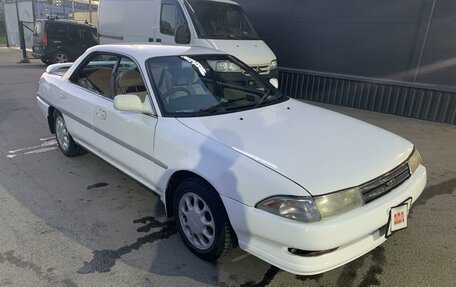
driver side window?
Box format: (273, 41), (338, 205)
(160, 1), (188, 36)
(114, 57), (147, 103)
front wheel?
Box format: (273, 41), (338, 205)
(54, 110), (86, 157)
(174, 178), (233, 261)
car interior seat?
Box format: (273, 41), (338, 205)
(116, 69), (147, 102)
(86, 68), (113, 96)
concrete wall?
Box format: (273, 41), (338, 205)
(237, 0), (456, 88)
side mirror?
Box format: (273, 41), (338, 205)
(175, 25), (191, 44)
(114, 94), (153, 114)
(269, 78), (279, 89)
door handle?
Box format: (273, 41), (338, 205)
(58, 93), (65, 99)
(96, 108), (107, 120)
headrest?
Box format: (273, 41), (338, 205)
(118, 69), (143, 89)
(173, 67), (198, 86)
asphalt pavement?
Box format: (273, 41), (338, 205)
(0, 47), (455, 287)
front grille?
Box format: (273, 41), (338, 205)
(252, 65), (270, 75)
(360, 162), (410, 204)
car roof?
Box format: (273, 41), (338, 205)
(188, 0), (240, 5)
(37, 19), (95, 28)
(86, 44), (227, 63)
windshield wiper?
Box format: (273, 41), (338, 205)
(238, 35), (260, 40)
(254, 89), (272, 108)
(209, 33), (241, 40)
(200, 98), (246, 114)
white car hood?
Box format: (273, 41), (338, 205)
(208, 40), (276, 66)
(178, 99), (413, 195)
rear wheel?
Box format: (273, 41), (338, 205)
(174, 177), (233, 261)
(52, 51), (69, 63)
(54, 110), (86, 157)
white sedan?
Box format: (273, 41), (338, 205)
(36, 44), (426, 275)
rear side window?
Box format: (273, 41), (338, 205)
(68, 25), (96, 43)
(68, 25), (81, 41)
(71, 54), (118, 98)
(46, 23), (68, 39)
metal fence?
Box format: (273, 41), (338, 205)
(279, 68), (456, 125)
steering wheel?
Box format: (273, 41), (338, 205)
(162, 86), (192, 103)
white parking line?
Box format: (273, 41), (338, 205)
(7, 139), (58, 159)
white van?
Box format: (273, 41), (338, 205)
(98, 0), (278, 83)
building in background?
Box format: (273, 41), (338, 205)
(1, 0), (98, 48)
(34, 0), (98, 24)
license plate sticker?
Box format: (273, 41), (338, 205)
(386, 198), (412, 237)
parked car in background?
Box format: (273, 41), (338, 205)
(32, 18), (97, 64)
(98, 0), (278, 86)
(36, 44), (426, 275)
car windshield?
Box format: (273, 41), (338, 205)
(185, 0), (260, 40)
(146, 54), (286, 117)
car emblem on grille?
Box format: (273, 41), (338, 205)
(385, 178), (396, 187)
(254, 67), (261, 73)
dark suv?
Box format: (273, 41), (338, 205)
(32, 19), (98, 64)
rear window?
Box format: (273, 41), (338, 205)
(34, 21), (44, 36)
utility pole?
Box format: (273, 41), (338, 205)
(72, 0), (75, 20)
(89, 0), (92, 24)
(15, 0), (28, 62)
(62, 0), (66, 18)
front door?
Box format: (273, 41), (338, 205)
(92, 56), (163, 190)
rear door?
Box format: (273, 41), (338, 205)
(32, 20), (44, 53)
(156, 0), (189, 44)
(57, 53), (117, 150)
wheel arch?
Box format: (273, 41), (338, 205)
(47, 106), (56, 134)
(165, 170), (204, 218)
(165, 169), (239, 246)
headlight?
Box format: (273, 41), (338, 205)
(408, 148), (421, 174)
(314, 188), (363, 219)
(256, 196), (321, 222)
(270, 60), (277, 70)
(256, 188), (364, 222)
(216, 61), (241, 72)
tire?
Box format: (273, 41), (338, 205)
(52, 51), (70, 64)
(174, 177), (233, 261)
(53, 110), (86, 157)
(41, 59), (51, 65)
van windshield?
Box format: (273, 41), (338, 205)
(185, 0), (260, 40)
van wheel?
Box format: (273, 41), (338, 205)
(174, 177), (233, 261)
(54, 110), (86, 157)
(53, 51), (69, 63)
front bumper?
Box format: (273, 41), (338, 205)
(222, 165), (426, 275)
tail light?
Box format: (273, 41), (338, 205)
(43, 32), (48, 49)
